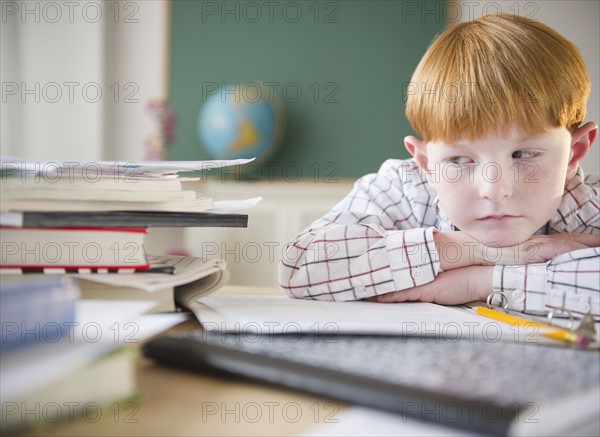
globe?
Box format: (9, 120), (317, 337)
(198, 83), (286, 161)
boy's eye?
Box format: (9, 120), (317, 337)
(447, 156), (473, 165)
(512, 150), (537, 159)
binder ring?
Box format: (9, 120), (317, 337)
(486, 291), (509, 310)
(547, 310), (575, 330)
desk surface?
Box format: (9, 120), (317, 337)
(25, 286), (347, 437)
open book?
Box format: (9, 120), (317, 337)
(175, 294), (599, 347)
(77, 255), (229, 312)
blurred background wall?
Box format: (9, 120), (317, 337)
(1, 0), (169, 162)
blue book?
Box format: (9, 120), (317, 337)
(0, 275), (79, 350)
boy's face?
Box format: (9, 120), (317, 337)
(408, 126), (591, 247)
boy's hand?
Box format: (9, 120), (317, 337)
(489, 233), (600, 265)
(374, 265), (493, 305)
(377, 233), (598, 304)
(433, 231), (488, 270)
(435, 231), (599, 268)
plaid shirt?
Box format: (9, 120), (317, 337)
(278, 159), (600, 318)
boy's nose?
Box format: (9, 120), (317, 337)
(477, 164), (513, 201)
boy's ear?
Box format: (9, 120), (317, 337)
(404, 136), (429, 171)
(567, 122), (598, 180)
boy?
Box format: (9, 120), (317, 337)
(278, 13), (600, 318)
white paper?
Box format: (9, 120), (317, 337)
(193, 294), (558, 343)
(0, 211), (22, 227)
(300, 406), (478, 437)
(300, 389), (600, 437)
(208, 196), (263, 212)
(0, 156), (255, 175)
(195, 295), (486, 335)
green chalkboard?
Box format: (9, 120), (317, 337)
(168, 0), (447, 179)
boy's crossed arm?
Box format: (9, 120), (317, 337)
(279, 219), (600, 317)
(376, 231), (600, 306)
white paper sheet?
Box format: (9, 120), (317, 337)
(208, 196), (263, 212)
(192, 294), (529, 342)
(300, 406), (477, 437)
(0, 156), (255, 174)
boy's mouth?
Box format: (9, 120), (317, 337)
(478, 214), (519, 221)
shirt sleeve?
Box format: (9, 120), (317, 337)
(278, 159), (442, 301)
(494, 171), (600, 319)
(493, 247), (600, 319)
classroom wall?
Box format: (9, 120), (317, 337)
(168, 0), (600, 178)
(167, 0), (447, 178)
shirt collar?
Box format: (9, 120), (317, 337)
(542, 167), (589, 234)
(433, 196), (457, 232)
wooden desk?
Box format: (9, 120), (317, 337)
(25, 287), (348, 437)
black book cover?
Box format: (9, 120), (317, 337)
(16, 211), (248, 228)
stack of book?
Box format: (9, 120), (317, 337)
(0, 156), (258, 431)
(0, 157), (254, 273)
(1, 274), (185, 433)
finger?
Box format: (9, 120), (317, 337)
(376, 292), (406, 303)
(378, 290), (418, 303)
(533, 240), (589, 262)
(528, 233), (599, 249)
(568, 233), (600, 247)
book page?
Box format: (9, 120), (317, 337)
(76, 255), (227, 292)
(192, 294), (529, 342)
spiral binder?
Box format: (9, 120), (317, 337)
(480, 291), (599, 349)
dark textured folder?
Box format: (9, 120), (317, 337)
(143, 331), (600, 436)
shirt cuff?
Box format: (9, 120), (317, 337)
(385, 227), (440, 291)
(492, 263), (548, 315)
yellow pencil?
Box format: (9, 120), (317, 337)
(474, 306), (588, 346)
